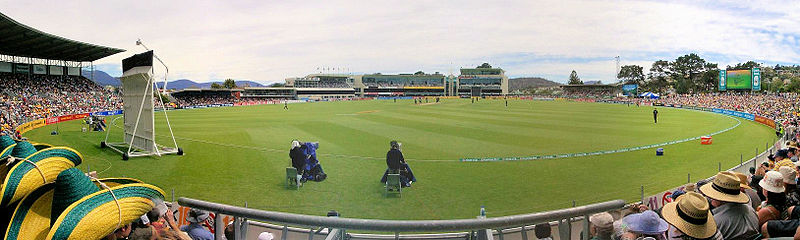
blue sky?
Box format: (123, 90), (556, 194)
(1, 0), (799, 84)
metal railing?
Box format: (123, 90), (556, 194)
(178, 198), (625, 240)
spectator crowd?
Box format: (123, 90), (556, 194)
(0, 73), (121, 134)
(584, 136), (800, 240)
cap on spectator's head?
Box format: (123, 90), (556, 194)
(589, 212), (613, 230)
(622, 210), (669, 235)
(779, 166), (797, 185)
(258, 232), (274, 240)
(760, 171), (786, 193)
(670, 189), (686, 200)
(776, 149), (790, 159)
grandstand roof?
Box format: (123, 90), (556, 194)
(0, 12), (124, 62)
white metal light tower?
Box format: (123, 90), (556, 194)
(615, 56), (621, 82)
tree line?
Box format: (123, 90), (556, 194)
(570, 53), (800, 93)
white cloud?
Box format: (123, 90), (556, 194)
(0, 0), (798, 84)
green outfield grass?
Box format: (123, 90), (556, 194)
(25, 99), (776, 220)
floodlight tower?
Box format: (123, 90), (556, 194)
(615, 56), (621, 82)
(101, 39), (182, 160)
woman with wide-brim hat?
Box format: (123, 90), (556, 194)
(661, 192), (722, 240)
(757, 171), (787, 227)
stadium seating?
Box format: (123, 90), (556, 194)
(0, 72), (121, 134)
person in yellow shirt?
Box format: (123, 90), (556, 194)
(772, 149), (793, 171)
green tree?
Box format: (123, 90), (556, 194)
(210, 83), (223, 89)
(787, 76), (800, 92)
(727, 61), (760, 70)
(414, 71), (425, 75)
(223, 79), (237, 89)
(767, 77), (784, 92)
(268, 82), (285, 87)
(568, 70), (582, 84)
(669, 53), (717, 93)
(646, 60), (671, 93)
(617, 65), (645, 85)
(477, 63), (492, 69)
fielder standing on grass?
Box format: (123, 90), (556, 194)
(284, 101), (289, 110)
(653, 108), (658, 124)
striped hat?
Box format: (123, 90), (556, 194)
(4, 168), (165, 240)
(0, 135), (16, 159)
(0, 147), (83, 208)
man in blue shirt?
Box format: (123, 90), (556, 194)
(181, 209), (213, 240)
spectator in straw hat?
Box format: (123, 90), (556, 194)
(661, 192), (723, 240)
(757, 171), (787, 227)
(734, 172), (761, 210)
(588, 212), (614, 240)
(699, 172), (759, 240)
(181, 208), (213, 240)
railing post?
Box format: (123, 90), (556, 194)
(241, 202), (248, 240)
(282, 225), (289, 240)
(718, 162), (721, 172)
(687, 173), (690, 183)
(640, 185), (644, 204)
(558, 218), (571, 240)
(233, 217), (241, 240)
(583, 214), (590, 240)
(519, 225), (528, 240)
(215, 212), (224, 240)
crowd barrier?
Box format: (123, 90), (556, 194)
(16, 110), (125, 134)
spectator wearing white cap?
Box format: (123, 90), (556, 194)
(779, 166), (800, 206)
(762, 167), (800, 238)
(699, 172), (759, 240)
(258, 232), (274, 240)
(757, 171), (787, 227)
(588, 212), (614, 240)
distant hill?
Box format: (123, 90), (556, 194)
(156, 79), (264, 90)
(82, 70), (120, 86)
(584, 80), (602, 85)
(508, 77), (561, 91)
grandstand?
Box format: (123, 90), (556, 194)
(458, 64), (508, 96)
(0, 12), (123, 134)
(560, 82), (622, 98)
(286, 74), (357, 100)
(361, 72), (446, 97)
